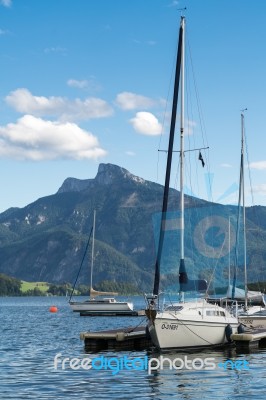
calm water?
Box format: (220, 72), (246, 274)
(1, 296), (266, 399)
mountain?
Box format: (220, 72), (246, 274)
(0, 163), (265, 292)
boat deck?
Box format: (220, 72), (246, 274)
(231, 327), (266, 351)
(80, 325), (152, 351)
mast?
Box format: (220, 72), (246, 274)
(241, 113), (248, 310)
(228, 216), (231, 288)
(152, 17), (184, 296)
(90, 209), (96, 294)
(179, 16), (188, 298)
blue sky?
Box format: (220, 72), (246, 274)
(0, 0), (266, 212)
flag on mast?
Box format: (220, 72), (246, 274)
(198, 151), (205, 167)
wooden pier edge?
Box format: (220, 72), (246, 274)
(231, 329), (266, 350)
(80, 326), (152, 351)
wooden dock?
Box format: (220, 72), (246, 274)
(231, 328), (266, 350)
(80, 325), (152, 351)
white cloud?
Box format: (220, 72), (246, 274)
(5, 88), (114, 121)
(250, 161), (266, 170)
(220, 163), (233, 168)
(67, 77), (101, 92)
(130, 112), (162, 135)
(0, 115), (107, 161)
(0, 0), (12, 7)
(125, 151), (136, 156)
(67, 79), (89, 89)
(116, 92), (156, 110)
(185, 119), (196, 136)
(252, 184), (266, 195)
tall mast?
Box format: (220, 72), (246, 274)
(228, 216), (231, 287)
(180, 16), (185, 266)
(90, 209), (96, 293)
(178, 17), (188, 296)
(241, 113), (247, 310)
(152, 17), (184, 296)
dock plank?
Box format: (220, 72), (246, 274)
(80, 325), (152, 351)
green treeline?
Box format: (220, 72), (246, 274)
(0, 273), (72, 296)
(2, 271), (264, 297)
(0, 273), (141, 296)
(0, 273), (21, 296)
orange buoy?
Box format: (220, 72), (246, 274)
(49, 306), (58, 313)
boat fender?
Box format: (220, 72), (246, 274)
(145, 325), (151, 340)
(237, 324), (245, 334)
(225, 324), (233, 342)
(116, 332), (125, 342)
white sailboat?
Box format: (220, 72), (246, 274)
(233, 113), (266, 327)
(69, 210), (134, 315)
(145, 16), (239, 350)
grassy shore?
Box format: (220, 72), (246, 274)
(20, 281), (50, 293)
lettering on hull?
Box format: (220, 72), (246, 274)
(161, 323), (178, 330)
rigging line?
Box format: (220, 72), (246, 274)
(187, 35), (213, 203)
(244, 121), (264, 291)
(168, 312), (217, 345)
(187, 37), (209, 152)
(184, 29), (202, 205)
(158, 146), (209, 153)
(68, 226), (93, 302)
(206, 238), (227, 293)
(244, 129), (255, 207)
(156, 26), (181, 186)
(126, 316), (147, 333)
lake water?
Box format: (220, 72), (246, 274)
(1, 296), (266, 399)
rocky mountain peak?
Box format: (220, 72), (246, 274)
(58, 163), (145, 193)
(95, 163), (145, 185)
(57, 177), (93, 193)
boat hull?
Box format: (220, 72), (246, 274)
(238, 314), (266, 329)
(146, 301), (239, 350)
(69, 299), (134, 313)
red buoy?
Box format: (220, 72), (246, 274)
(49, 306), (58, 313)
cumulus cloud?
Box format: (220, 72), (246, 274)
(0, 115), (107, 161)
(116, 92), (156, 110)
(130, 112), (162, 135)
(249, 161), (266, 170)
(5, 88), (113, 121)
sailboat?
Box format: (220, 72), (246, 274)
(145, 16), (239, 350)
(208, 215), (265, 310)
(69, 210), (134, 315)
(232, 113), (266, 327)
